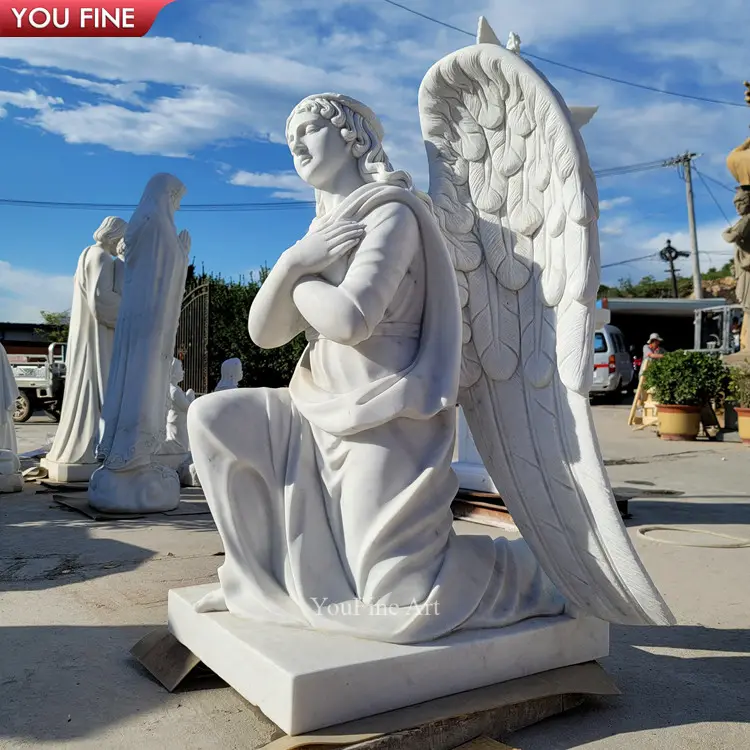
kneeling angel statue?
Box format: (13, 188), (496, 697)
(188, 27), (673, 644)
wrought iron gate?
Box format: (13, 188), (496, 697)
(175, 282), (209, 395)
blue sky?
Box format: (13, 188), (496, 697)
(0, 0), (747, 321)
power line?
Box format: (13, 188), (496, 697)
(0, 156), (684, 212)
(697, 171), (736, 194)
(693, 166), (732, 225)
(379, 0), (743, 108)
(601, 252), (659, 270)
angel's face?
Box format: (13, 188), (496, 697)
(287, 111), (352, 190)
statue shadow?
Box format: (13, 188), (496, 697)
(510, 623), (750, 748)
(1, 492), (219, 594)
(611, 485), (750, 527)
(0, 623), (281, 745)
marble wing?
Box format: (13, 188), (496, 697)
(418, 23), (674, 626)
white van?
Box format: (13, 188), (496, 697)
(590, 324), (633, 396)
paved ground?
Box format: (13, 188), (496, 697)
(2, 406), (749, 749)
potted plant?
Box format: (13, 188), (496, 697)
(728, 364), (750, 444)
(643, 350), (729, 441)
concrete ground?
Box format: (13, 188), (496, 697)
(2, 407), (749, 749)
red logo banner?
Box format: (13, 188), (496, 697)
(0, 0), (175, 37)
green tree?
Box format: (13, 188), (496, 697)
(36, 310), (70, 343)
(188, 269), (306, 390)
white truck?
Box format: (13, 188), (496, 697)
(9, 343), (66, 423)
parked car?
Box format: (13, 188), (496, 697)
(590, 324), (633, 397)
(10, 343), (66, 423)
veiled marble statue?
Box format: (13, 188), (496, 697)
(42, 216), (127, 483)
(188, 25), (673, 644)
(89, 174), (191, 513)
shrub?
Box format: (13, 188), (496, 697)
(728, 362), (750, 408)
(643, 350), (729, 406)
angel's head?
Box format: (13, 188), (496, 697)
(286, 94), (412, 214)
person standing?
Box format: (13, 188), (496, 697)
(640, 333), (665, 376)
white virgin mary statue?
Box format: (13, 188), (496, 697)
(42, 216), (127, 483)
(89, 174), (191, 513)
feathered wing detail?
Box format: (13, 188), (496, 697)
(419, 36), (674, 626)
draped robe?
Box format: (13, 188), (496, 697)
(189, 183), (564, 644)
(0, 344), (18, 454)
(45, 244), (122, 469)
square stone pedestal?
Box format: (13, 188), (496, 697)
(168, 584), (609, 736)
(40, 458), (98, 483)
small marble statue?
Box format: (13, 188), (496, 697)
(214, 358), (243, 392)
(187, 25), (673, 643)
(159, 358), (196, 456)
(89, 174), (191, 514)
(0, 344), (22, 493)
(42, 216), (127, 483)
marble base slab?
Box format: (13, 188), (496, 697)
(168, 584), (609, 735)
(40, 458), (98, 483)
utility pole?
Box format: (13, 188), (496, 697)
(659, 239), (689, 298)
(663, 152), (703, 299)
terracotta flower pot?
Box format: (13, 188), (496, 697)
(735, 407), (750, 444)
(657, 404), (702, 441)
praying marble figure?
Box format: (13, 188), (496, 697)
(187, 30), (673, 644)
(89, 174), (191, 514)
(42, 216), (127, 483)
(214, 358), (243, 392)
(159, 357), (196, 456)
(0, 344), (22, 493)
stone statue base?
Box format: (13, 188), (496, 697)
(89, 462), (180, 513)
(167, 583), (609, 735)
(39, 458), (99, 484)
(0, 449), (23, 493)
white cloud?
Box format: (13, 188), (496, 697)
(229, 170), (312, 201)
(0, 261), (73, 323)
(600, 196), (632, 211)
(0, 88), (61, 117)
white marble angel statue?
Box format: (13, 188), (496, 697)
(42, 216), (127, 483)
(188, 26), (673, 643)
(213, 358), (243, 392)
(90, 174), (191, 513)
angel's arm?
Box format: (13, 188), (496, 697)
(291, 203), (419, 346)
(247, 251), (308, 349)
